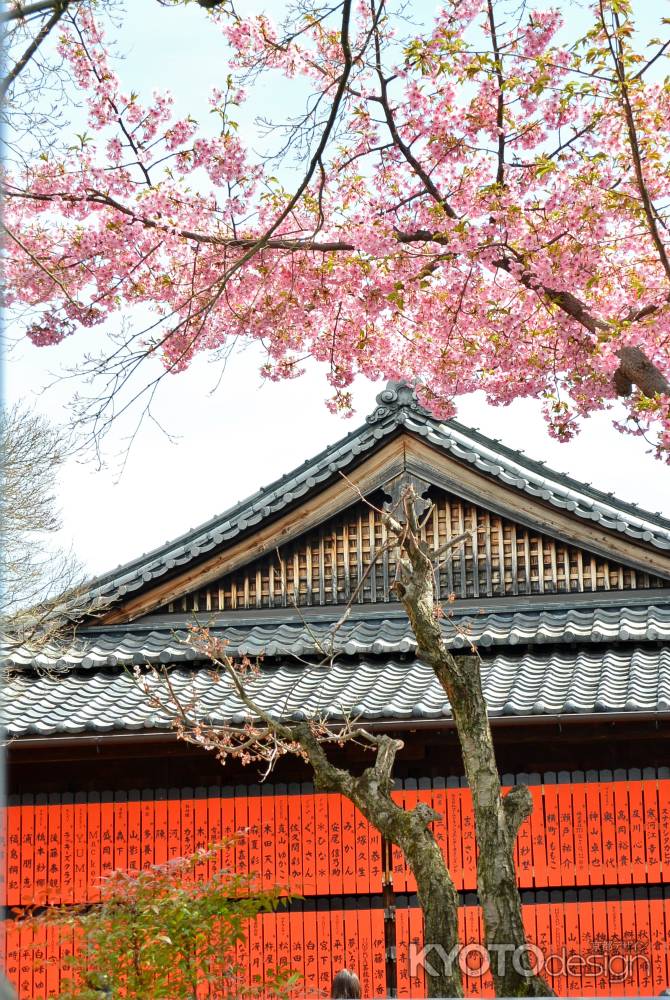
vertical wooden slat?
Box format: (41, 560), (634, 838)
(317, 899), (332, 998)
(564, 893), (581, 996)
(193, 787), (209, 881)
(484, 511), (493, 596)
(457, 503), (468, 597)
(287, 783), (303, 896)
(45, 921), (59, 999)
(301, 782), (316, 897)
(167, 788), (181, 862)
(261, 784), (276, 892)
(139, 789), (154, 872)
(18, 919), (33, 1000)
(550, 891), (566, 993)
(247, 912), (263, 992)
(100, 792), (114, 884)
(46, 793), (61, 904)
(543, 777), (561, 886)
(289, 902), (306, 998)
(447, 779), (463, 891)
(328, 793), (344, 895)
(510, 523), (520, 595)
(341, 795), (357, 895)
(599, 776), (617, 882)
(330, 901), (346, 984)
(233, 785), (248, 878)
(72, 790), (87, 899)
(395, 901), (411, 999)
(369, 806), (383, 894)
(181, 787), (196, 880)
(331, 531), (338, 604)
(20, 793), (35, 906)
(649, 889), (667, 992)
(305, 543), (313, 605)
(276, 903), (291, 988)
(633, 888), (652, 995)
(314, 788), (330, 896)
(61, 793), (75, 905)
(87, 792), (101, 901)
(354, 804), (370, 895)
(126, 790), (141, 874)
(585, 774), (604, 886)
(613, 772), (632, 885)
(292, 552), (300, 606)
(558, 775), (576, 887)
(522, 530), (532, 591)
(275, 784), (290, 891)
(371, 906), (387, 999)
(205, 786), (220, 878)
(528, 781), (547, 889)
(536, 535), (545, 593)
(303, 904), (319, 997)
(220, 786), (235, 873)
(318, 533), (326, 605)
(657, 773), (670, 879)
(571, 777), (589, 888)
(643, 771), (661, 883)
(151, 788), (167, 868)
(33, 793), (48, 907)
(461, 786), (477, 891)
(391, 786), (407, 892)
(605, 889), (625, 996)
(514, 787), (534, 887)
(357, 902), (374, 1000)
(470, 506), (480, 597)
(355, 515), (364, 601)
(443, 499), (454, 596)
(369, 511), (378, 602)
(32, 919), (47, 1000)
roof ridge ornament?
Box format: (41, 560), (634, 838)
(366, 380), (424, 424)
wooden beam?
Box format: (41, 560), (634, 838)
(405, 438), (670, 580)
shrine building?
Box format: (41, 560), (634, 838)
(3, 383), (670, 997)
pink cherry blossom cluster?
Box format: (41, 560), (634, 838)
(3, 0), (670, 455)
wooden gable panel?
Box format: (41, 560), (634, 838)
(160, 487), (668, 614)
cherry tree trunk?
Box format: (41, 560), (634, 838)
(300, 728), (464, 997)
(394, 525), (554, 997)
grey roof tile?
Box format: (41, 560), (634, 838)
(4, 604), (668, 670)
(3, 648), (669, 737)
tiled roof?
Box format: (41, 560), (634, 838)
(80, 383), (670, 607)
(3, 603), (669, 670)
(3, 647), (669, 737)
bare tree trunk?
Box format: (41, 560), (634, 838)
(386, 496), (553, 997)
(296, 725), (464, 998)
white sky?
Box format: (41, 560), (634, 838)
(5, 0), (670, 580)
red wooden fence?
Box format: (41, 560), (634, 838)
(3, 769), (670, 997)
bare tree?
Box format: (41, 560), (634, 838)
(138, 635), (466, 999)
(0, 404), (90, 653)
(138, 486), (553, 998)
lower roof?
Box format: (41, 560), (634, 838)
(3, 600), (669, 670)
(3, 645), (669, 739)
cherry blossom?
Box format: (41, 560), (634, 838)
(3, 0), (670, 454)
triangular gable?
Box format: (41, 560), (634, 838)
(93, 385), (670, 626)
(159, 484), (669, 617)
